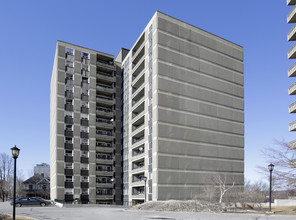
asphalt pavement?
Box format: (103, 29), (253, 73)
(1, 201), (295, 220)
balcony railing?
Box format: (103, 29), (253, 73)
(96, 130), (112, 136)
(81, 106), (89, 114)
(132, 136), (144, 144)
(96, 95), (113, 101)
(96, 142), (112, 148)
(97, 71), (113, 78)
(96, 107), (113, 113)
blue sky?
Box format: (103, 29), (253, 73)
(0, 0), (293, 182)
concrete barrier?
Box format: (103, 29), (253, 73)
(275, 199), (296, 206)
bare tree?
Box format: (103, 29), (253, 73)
(242, 179), (268, 208)
(258, 140), (296, 190)
(212, 174), (235, 203)
(0, 153), (13, 201)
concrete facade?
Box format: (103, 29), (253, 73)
(50, 41), (122, 204)
(120, 11), (244, 205)
(50, 11), (244, 205)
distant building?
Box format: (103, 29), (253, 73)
(23, 174), (50, 199)
(34, 163), (50, 177)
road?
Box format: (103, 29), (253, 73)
(0, 202), (295, 220)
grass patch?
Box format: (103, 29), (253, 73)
(0, 214), (34, 220)
(271, 206), (296, 215)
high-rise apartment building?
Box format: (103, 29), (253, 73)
(287, 1), (296, 172)
(50, 42), (122, 204)
(50, 11), (244, 205)
(288, 1), (296, 143)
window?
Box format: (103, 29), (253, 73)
(65, 60), (74, 67)
(82, 52), (89, 59)
(66, 48), (74, 55)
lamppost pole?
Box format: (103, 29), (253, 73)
(268, 163), (274, 212)
(11, 146), (20, 220)
(143, 176), (147, 203)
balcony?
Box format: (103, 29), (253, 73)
(289, 24), (296, 42)
(132, 158), (145, 171)
(65, 168), (73, 176)
(96, 170), (113, 176)
(81, 144), (89, 151)
(132, 173), (145, 183)
(81, 182), (89, 188)
(96, 95), (114, 106)
(96, 71), (115, 83)
(289, 62), (296, 78)
(81, 57), (90, 65)
(81, 106), (89, 114)
(65, 78), (73, 86)
(290, 139), (296, 150)
(81, 81), (90, 90)
(132, 74), (145, 95)
(65, 130), (73, 137)
(64, 142), (73, 150)
(65, 66), (74, 75)
(289, 81), (296, 95)
(81, 169), (89, 176)
(96, 182), (113, 188)
(132, 33), (145, 57)
(288, 5), (296, 23)
(132, 135), (145, 146)
(65, 116), (73, 124)
(132, 101), (145, 119)
(96, 143), (113, 153)
(81, 94), (89, 102)
(81, 69), (90, 78)
(289, 101), (296, 113)
(96, 118), (114, 129)
(81, 156), (89, 164)
(96, 107), (113, 117)
(66, 53), (74, 62)
(288, 0), (296, 5)
(65, 91), (74, 99)
(96, 195), (113, 200)
(96, 130), (114, 141)
(65, 181), (73, 188)
(289, 120), (296, 131)
(81, 119), (89, 126)
(96, 83), (115, 94)
(132, 145), (145, 157)
(65, 104), (73, 111)
(81, 131), (89, 139)
(80, 195), (89, 202)
(132, 46), (145, 69)
(132, 121), (145, 133)
(96, 156), (113, 165)
(132, 91), (145, 107)
(132, 186), (145, 196)
(291, 119), (296, 132)
(97, 60), (114, 72)
(132, 60), (145, 81)
(64, 155), (73, 163)
(65, 194), (73, 201)
(132, 96), (145, 111)
(288, 43), (296, 59)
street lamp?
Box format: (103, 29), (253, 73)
(268, 163), (274, 212)
(11, 146), (20, 220)
(143, 176), (147, 203)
